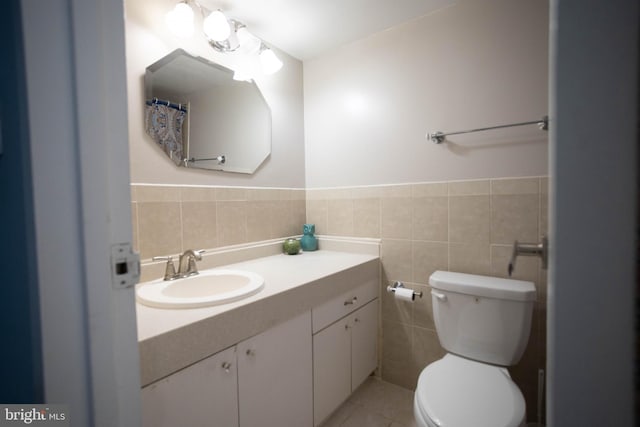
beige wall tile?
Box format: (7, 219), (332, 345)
(131, 203), (139, 252)
(412, 241), (448, 285)
(216, 187), (247, 201)
(491, 244), (540, 283)
(291, 200), (307, 235)
(448, 180), (490, 196)
(325, 188), (353, 200)
(216, 201), (247, 246)
(449, 195), (490, 243)
(137, 201), (182, 259)
(181, 201), (217, 251)
(351, 186), (382, 199)
(136, 185), (181, 202)
(353, 198), (381, 238)
(491, 194), (539, 244)
(381, 239), (412, 283)
(246, 201), (274, 242)
(411, 182), (448, 197)
(381, 320), (413, 362)
(180, 186), (217, 202)
(381, 198), (412, 239)
(246, 188), (275, 201)
(306, 199), (328, 234)
(540, 177), (549, 194)
(449, 242), (492, 275)
(327, 199), (354, 236)
(412, 197), (448, 241)
(130, 185), (138, 202)
(380, 184), (411, 198)
(291, 189), (306, 201)
(412, 326), (445, 368)
(491, 177), (539, 195)
(272, 200), (299, 238)
(381, 356), (419, 391)
(412, 284), (435, 330)
(305, 188), (331, 200)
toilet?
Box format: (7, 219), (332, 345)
(414, 270), (536, 427)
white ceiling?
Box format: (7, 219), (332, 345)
(200, 0), (457, 61)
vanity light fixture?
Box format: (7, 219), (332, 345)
(202, 9), (230, 42)
(165, 1), (283, 80)
(165, 2), (195, 38)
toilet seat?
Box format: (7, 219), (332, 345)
(414, 354), (525, 427)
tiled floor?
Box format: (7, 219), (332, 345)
(320, 376), (417, 427)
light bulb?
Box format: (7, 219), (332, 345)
(259, 48), (283, 75)
(233, 69), (253, 82)
(203, 10), (231, 42)
(166, 2), (194, 38)
(237, 27), (261, 55)
(233, 55), (260, 82)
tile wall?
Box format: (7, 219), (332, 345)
(307, 176), (548, 422)
(131, 184), (306, 261)
(131, 177), (547, 422)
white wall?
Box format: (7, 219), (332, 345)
(304, 0), (549, 188)
(125, 0), (305, 188)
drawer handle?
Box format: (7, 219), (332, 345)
(344, 296), (358, 306)
(246, 349), (256, 357)
(221, 362), (232, 373)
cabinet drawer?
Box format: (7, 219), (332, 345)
(312, 278), (377, 333)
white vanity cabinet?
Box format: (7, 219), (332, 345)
(238, 310), (313, 427)
(141, 346), (238, 427)
(312, 279), (379, 426)
(141, 311), (312, 427)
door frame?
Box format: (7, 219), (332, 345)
(21, 0), (141, 425)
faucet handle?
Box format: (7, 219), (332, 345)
(152, 255), (178, 281)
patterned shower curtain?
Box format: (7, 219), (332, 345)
(144, 100), (187, 166)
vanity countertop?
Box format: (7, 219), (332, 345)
(137, 249), (380, 386)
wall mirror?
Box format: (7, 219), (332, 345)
(144, 49), (272, 174)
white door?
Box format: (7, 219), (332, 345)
(238, 311), (313, 427)
(21, 0), (141, 425)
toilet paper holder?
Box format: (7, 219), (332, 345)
(386, 281), (423, 299)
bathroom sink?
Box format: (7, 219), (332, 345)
(136, 269), (265, 309)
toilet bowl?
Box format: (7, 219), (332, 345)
(413, 354), (525, 427)
(413, 271), (536, 427)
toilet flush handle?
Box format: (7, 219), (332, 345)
(431, 290), (447, 302)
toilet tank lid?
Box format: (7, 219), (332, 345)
(429, 271), (536, 301)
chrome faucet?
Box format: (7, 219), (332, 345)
(177, 249), (204, 277)
(153, 249), (204, 281)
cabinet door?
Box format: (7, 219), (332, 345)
(141, 346), (238, 427)
(312, 317), (351, 426)
(237, 311), (313, 427)
(351, 299), (378, 390)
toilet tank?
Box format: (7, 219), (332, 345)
(429, 271), (536, 366)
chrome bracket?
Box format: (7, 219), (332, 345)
(508, 236), (548, 276)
